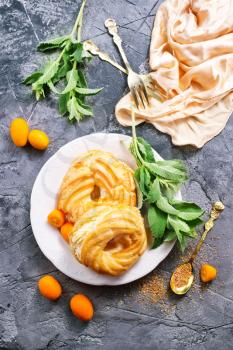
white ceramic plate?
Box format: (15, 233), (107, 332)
(30, 133), (181, 286)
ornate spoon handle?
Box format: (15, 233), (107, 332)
(83, 40), (127, 74)
(105, 18), (132, 72)
(190, 201), (225, 263)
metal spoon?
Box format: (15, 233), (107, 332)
(83, 40), (127, 74)
(170, 201), (225, 295)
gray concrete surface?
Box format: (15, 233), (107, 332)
(1, 0), (233, 349)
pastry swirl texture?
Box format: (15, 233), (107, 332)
(58, 150), (136, 222)
(70, 204), (147, 276)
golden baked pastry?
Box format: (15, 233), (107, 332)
(69, 203), (147, 276)
(57, 150), (136, 222)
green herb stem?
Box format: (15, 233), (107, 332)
(131, 108), (146, 166)
(131, 108), (137, 140)
(57, 45), (68, 63)
(71, 0), (87, 41)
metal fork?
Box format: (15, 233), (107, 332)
(105, 18), (160, 109)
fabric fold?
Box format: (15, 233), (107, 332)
(115, 0), (233, 148)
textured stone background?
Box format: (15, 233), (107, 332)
(1, 0), (233, 349)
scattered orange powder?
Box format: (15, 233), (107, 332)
(137, 272), (167, 304)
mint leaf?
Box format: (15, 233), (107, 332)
(23, 71), (43, 85)
(33, 60), (59, 88)
(164, 231), (176, 242)
(137, 137), (155, 163)
(78, 70), (87, 87)
(134, 178), (143, 209)
(186, 218), (203, 228)
(34, 86), (45, 100)
(168, 215), (190, 233)
(147, 178), (161, 203)
(148, 205), (167, 243)
(146, 162), (188, 182)
(54, 62), (71, 81)
(75, 87), (103, 95)
(47, 80), (60, 94)
(176, 231), (187, 252)
(72, 43), (83, 62)
(76, 99), (93, 116)
(184, 229), (198, 238)
(157, 196), (178, 215)
(135, 167), (151, 196)
(61, 67), (78, 94)
(159, 179), (182, 198)
(67, 95), (82, 121)
(59, 93), (70, 115)
(37, 36), (69, 52)
(170, 200), (205, 221)
(156, 160), (187, 173)
(166, 211), (202, 250)
(82, 49), (92, 61)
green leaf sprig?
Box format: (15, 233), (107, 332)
(23, 0), (102, 122)
(129, 111), (204, 251)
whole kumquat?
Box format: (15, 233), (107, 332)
(48, 209), (65, 228)
(28, 129), (49, 150)
(60, 222), (74, 242)
(70, 294), (94, 321)
(38, 275), (62, 300)
(10, 118), (29, 147)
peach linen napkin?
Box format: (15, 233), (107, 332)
(115, 0), (233, 148)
